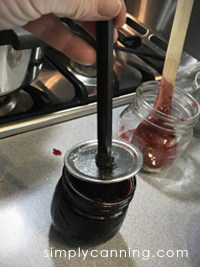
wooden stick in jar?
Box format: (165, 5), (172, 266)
(162, 0), (194, 85)
(155, 0), (194, 115)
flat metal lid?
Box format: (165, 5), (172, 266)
(64, 139), (143, 184)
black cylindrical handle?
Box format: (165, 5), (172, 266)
(96, 20), (114, 170)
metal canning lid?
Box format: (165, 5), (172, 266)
(64, 139), (143, 184)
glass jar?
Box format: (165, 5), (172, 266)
(190, 88), (200, 137)
(115, 81), (200, 173)
(51, 140), (142, 247)
(51, 167), (136, 247)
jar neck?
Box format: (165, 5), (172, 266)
(61, 167), (135, 217)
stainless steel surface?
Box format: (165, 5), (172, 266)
(7, 46), (22, 68)
(0, 37), (152, 139)
(65, 139), (143, 183)
(0, 107), (200, 267)
(121, 13), (197, 68)
(68, 49), (145, 90)
(0, 92), (134, 139)
(70, 61), (97, 77)
(0, 45), (32, 96)
(125, 0), (200, 60)
(0, 90), (34, 117)
(67, 64), (97, 88)
(0, 92), (18, 115)
(31, 47), (44, 62)
(22, 47), (44, 86)
(34, 44), (146, 102)
(34, 67), (76, 104)
(0, 13), (166, 139)
(0, 45), (44, 97)
(2, 7), (199, 139)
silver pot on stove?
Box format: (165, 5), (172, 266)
(0, 28), (46, 97)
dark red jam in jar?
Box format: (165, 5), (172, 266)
(51, 140), (142, 247)
(51, 167), (136, 247)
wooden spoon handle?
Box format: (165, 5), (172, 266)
(162, 0), (194, 85)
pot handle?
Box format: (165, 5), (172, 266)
(0, 28), (46, 49)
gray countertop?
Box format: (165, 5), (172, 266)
(0, 107), (200, 267)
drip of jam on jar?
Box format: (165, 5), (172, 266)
(119, 125), (134, 143)
(132, 77), (178, 170)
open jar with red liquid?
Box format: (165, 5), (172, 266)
(115, 81), (200, 173)
(51, 140), (142, 247)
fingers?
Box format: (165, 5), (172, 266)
(1, 0), (127, 65)
(114, 0), (127, 28)
(75, 21), (119, 42)
(31, 0), (123, 21)
(24, 14), (96, 65)
(24, 15), (119, 65)
(0, 0), (126, 30)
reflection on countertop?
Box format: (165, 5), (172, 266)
(0, 107), (200, 267)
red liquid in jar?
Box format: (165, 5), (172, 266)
(122, 78), (178, 170)
(131, 120), (177, 170)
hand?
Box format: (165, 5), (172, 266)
(0, 0), (126, 64)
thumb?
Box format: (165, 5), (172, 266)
(0, 0), (123, 30)
(37, 0), (123, 21)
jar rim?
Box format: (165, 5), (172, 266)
(135, 80), (200, 125)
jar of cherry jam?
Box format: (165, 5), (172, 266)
(115, 81), (200, 173)
(51, 140), (142, 247)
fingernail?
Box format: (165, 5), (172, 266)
(98, 0), (122, 17)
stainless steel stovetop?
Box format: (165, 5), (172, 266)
(0, 13), (197, 139)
